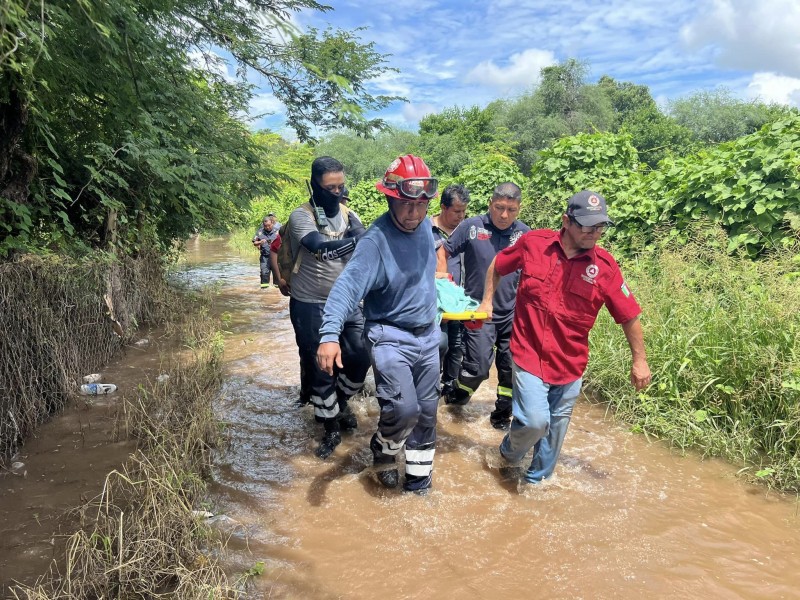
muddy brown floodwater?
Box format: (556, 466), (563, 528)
(0, 325), (178, 594)
(3, 235), (800, 600)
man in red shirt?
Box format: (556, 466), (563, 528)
(478, 190), (651, 484)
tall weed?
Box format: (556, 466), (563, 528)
(587, 226), (800, 491)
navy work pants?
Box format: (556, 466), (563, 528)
(456, 316), (514, 422)
(289, 298), (370, 430)
(260, 252), (278, 285)
(439, 320), (464, 390)
(365, 321), (440, 491)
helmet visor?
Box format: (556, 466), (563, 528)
(387, 177), (438, 199)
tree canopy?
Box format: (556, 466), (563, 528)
(669, 89), (795, 144)
(0, 0), (399, 256)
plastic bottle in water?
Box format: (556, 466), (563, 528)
(80, 383), (118, 395)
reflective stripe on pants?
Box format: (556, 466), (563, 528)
(364, 321), (440, 481)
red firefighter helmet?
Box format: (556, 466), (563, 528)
(376, 154), (439, 200)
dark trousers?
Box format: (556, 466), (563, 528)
(365, 321), (440, 491)
(456, 316), (514, 421)
(438, 320), (464, 389)
(289, 298), (370, 429)
(260, 252), (278, 285)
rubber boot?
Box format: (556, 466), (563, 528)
(315, 421), (341, 459)
(370, 433), (398, 488)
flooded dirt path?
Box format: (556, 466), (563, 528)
(2, 235), (799, 599)
(185, 237), (800, 599)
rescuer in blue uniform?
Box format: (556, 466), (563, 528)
(317, 155), (440, 494)
(438, 182), (530, 430)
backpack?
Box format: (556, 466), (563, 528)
(276, 201), (351, 290)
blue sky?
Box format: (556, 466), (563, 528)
(246, 0), (800, 135)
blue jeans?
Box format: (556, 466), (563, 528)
(499, 362), (582, 483)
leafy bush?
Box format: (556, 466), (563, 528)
(647, 116), (800, 255)
(313, 129), (420, 184)
(525, 131), (644, 232)
(250, 188), (307, 229)
(456, 151), (524, 215)
(347, 179), (388, 226)
(521, 118), (800, 256)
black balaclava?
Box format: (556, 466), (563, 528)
(310, 177), (346, 218)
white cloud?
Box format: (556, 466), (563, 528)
(187, 50), (236, 83)
(372, 71), (412, 97)
(401, 103), (437, 124)
(465, 48), (556, 90)
(682, 0), (800, 77)
(414, 55), (457, 80)
(249, 93), (285, 117)
(747, 72), (800, 107)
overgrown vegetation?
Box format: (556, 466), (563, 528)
(0, 0), (399, 257)
(0, 248), (176, 459)
(586, 227), (800, 491)
(9, 299), (235, 599)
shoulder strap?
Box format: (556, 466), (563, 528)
(283, 202), (315, 277)
(289, 203), (350, 278)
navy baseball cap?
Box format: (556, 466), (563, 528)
(566, 190), (614, 227)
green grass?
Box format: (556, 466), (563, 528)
(227, 227), (261, 258)
(586, 226), (800, 492)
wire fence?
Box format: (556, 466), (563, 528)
(0, 249), (173, 461)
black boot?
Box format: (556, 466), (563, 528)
(338, 404), (358, 431)
(444, 386), (470, 406)
(490, 414), (511, 430)
(490, 403), (512, 430)
(315, 430), (341, 459)
(440, 380), (455, 399)
(370, 433), (398, 488)
(376, 467), (399, 488)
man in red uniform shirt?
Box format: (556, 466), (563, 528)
(478, 190), (651, 484)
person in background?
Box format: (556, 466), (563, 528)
(253, 215), (280, 288)
(438, 183), (530, 430)
(479, 190), (651, 484)
(431, 184), (470, 400)
(317, 154), (440, 494)
(281, 156), (369, 459)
